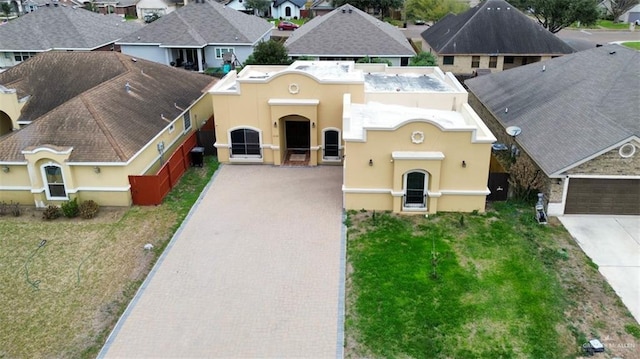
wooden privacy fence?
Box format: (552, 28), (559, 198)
(129, 133), (198, 205)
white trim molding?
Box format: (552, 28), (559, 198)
(268, 98), (320, 106)
(440, 188), (491, 196)
(392, 151), (445, 160)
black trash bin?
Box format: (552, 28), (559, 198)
(190, 147), (204, 167)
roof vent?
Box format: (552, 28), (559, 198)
(542, 65), (546, 71)
(125, 82), (131, 92)
(341, 8), (345, 13)
(609, 50), (616, 55)
(348, 7), (352, 13)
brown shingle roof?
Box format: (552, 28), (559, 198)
(0, 52), (217, 163)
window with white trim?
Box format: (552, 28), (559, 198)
(14, 52), (36, 62)
(215, 48), (234, 59)
(323, 129), (340, 160)
(183, 111), (192, 132)
(230, 128), (261, 157)
(43, 164), (67, 199)
(403, 171), (428, 209)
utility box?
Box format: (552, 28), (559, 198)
(190, 147), (204, 167)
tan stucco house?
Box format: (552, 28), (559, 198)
(466, 44), (640, 215)
(210, 61), (496, 213)
(0, 52), (216, 207)
(421, 0), (575, 76)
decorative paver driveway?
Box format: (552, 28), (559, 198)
(99, 165), (345, 358)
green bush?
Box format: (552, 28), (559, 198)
(10, 202), (21, 217)
(61, 198), (79, 218)
(42, 205), (61, 220)
(79, 200), (100, 219)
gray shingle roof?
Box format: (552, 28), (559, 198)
(0, 6), (142, 51)
(421, 0), (575, 55)
(465, 44), (640, 176)
(0, 52), (216, 162)
(273, 0), (306, 8)
(118, 0), (273, 47)
(285, 4), (415, 57)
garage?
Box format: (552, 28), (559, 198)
(565, 178), (640, 215)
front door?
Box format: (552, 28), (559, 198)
(285, 121), (310, 150)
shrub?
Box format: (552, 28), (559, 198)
(10, 202), (21, 217)
(0, 201), (7, 216)
(61, 198), (79, 218)
(79, 200), (100, 219)
(42, 205), (61, 220)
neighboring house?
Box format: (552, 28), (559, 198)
(94, 0), (138, 16)
(0, 52), (216, 207)
(209, 61), (496, 213)
(117, 0), (273, 72)
(136, 0), (177, 19)
(421, 0), (575, 76)
(271, 0), (305, 19)
(285, 4), (416, 66)
(310, 0), (332, 16)
(466, 44), (640, 215)
(0, 4), (142, 68)
(599, 0), (640, 23)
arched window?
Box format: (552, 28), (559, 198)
(323, 129), (340, 160)
(404, 171), (428, 209)
(42, 164), (67, 199)
(230, 128), (261, 157)
(285, 6), (291, 16)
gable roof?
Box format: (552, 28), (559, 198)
(465, 44), (639, 176)
(0, 5), (142, 51)
(285, 4), (415, 57)
(118, 0), (273, 47)
(273, 0), (307, 8)
(421, 0), (575, 55)
(0, 52), (216, 163)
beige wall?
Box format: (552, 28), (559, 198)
(344, 121), (492, 213)
(0, 89), (26, 132)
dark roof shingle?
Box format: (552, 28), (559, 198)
(285, 4), (415, 57)
(118, 0), (273, 46)
(0, 52), (217, 163)
(421, 0), (575, 55)
(465, 44), (639, 175)
(0, 6), (142, 51)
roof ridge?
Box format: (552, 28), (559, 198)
(437, 4), (483, 53)
(79, 94), (128, 161)
(174, 6), (208, 45)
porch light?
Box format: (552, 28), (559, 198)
(1, 166), (9, 173)
(274, 121), (277, 128)
(312, 122), (315, 128)
(462, 160), (466, 168)
(93, 166), (101, 174)
(369, 159), (373, 166)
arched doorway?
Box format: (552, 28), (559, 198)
(403, 170), (428, 210)
(0, 111), (13, 137)
(281, 115), (311, 165)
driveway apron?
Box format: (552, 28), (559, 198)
(100, 165), (345, 358)
(559, 215), (640, 324)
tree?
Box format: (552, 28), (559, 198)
(405, 0), (468, 21)
(409, 51), (437, 66)
(331, 0), (403, 19)
(512, 0), (599, 33)
(356, 56), (392, 65)
(604, 0), (640, 22)
(244, 40), (292, 65)
(1, 3), (12, 19)
(245, 0), (270, 16)
(508, 155), (547, 201)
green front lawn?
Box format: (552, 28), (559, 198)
(621, 41), (640, 50)
(345, 203), (639, 358)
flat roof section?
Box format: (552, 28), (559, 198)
(364, 73), (455, 93)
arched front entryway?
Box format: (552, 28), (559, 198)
(403, 170), (429, 210)
(280, 115), (311, 165)
(0, 111), (13, 137)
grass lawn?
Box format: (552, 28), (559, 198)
(596, 20), (634, 29)
(345, 203), (640, 358)
(0, 156), (218, 358)
(622, 41), (640, 50)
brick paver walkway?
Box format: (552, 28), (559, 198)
(99, 165), (345, 358)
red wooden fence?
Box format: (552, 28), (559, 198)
(129, 133), (198, 205)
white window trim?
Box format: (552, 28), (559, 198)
(215, 47), (235, 59)
(40, 162), (69, 200)
(402, 170), (429, 210)
(322, 127), (342, 161)
(228, 126), (263, 159)
(183, 111), (192, 133)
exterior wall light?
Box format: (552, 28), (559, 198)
(274, 121), (277, 128)
(93, 166), (101, 174)
(1, 166), (9, 173)
(312, 122), (315, 128)
(462, 160), (466, 168)
(369, 159), (373, 166)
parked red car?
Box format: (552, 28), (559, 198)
(278, 21), (299, 31)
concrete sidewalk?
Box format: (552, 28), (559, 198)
(99, 165), (345, 358)
(559, 215), (640, 324)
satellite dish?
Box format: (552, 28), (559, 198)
(506, 126), (522, 137)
